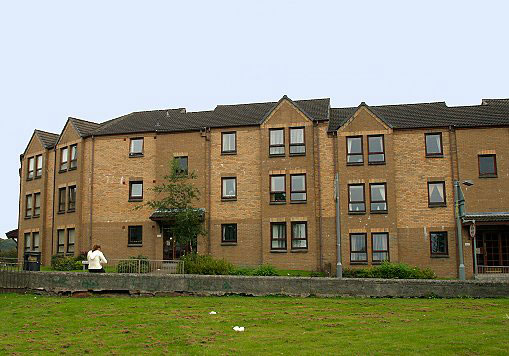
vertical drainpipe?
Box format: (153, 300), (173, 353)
(314, 121), (324, 272)
(89, 136), (95, 249)
(50, 147), (57, 256)
(333, 131), (342, 278)
(207, 128), (211, 254)
(17, 154), (23, 255)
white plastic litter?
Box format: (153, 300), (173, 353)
(233, 326), (245, 332)
(209, 311), (217, 315)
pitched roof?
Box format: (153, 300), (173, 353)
(463, 212), (509, 223)
(34, 130), (59, 149)
(69, 117), (102, 137)
(328, 99), (509, 132)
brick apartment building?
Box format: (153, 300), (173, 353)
(17, 96), (509, 278)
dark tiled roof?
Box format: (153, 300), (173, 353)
(34, 130), (59, 149)
(69, 117), (101, 137)
(463, 212), (509, 223)
(328, 100), (509, 132)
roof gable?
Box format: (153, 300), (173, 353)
(337, 103), (391, 134)
(260, 96), (315, 126)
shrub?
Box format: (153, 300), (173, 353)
(0, 249), (17, 259)
(252, 264), (278, 276)
(51, 255), (82, 271)
(230, 267), (255, 276)
(117, 255), (151, 273)
(181, 253), (234, 275)
(343, 262), (436, 279)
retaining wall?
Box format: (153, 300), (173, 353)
(4, 272), (509, 298)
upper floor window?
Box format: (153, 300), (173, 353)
(27, 157), (35, 180)
(269, 128), (285, 156)
(270, 175), (286, 203)
(33, 192), (41, 217)
(128, 226), (143, 246)
(346, 136), (363, 165)
(68, 185), (76, 212)
(425, 133), (443, 157)
(67, 229), (75, 253)
(222, 132), (237, 154)
(348, 184), (365, 213)
(430, 231), (448, 256)
(291, 222), (307, 250)
(372, 233), (389, 263)
(35, 155), (43, 178)
(57, 229), (65, 253)
(175, 156), (188, 175)
(289, 127), (305, 155)
(350, 233), (367, 263)
(25, 194), (32, 218)
(60, 147), (68, 171)
(368, 135), (385, 164)
(370, 183), (387, 213)
(478, 154), (497, 177)
(428, 181), (446, 207)
(221, 224), (237, 243)
(32, 232), (40, 252)
(271, 222), (286, 251)
(58, 187), (66, 213)
(24, 233), (31, 252)
(290, 174), (306, 202)
(130, 138), (144, 157)
(129, 181), (143, 201)
(70, 144), (78, 169)
(221, 177), (237, 200)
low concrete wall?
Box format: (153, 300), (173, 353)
(8, 272), (509, 298)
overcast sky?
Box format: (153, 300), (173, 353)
(1, 1), (508, 238)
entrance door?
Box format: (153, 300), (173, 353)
(478, 230), (509, 266)
(162, 226), (186, 260)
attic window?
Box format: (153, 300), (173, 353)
(130, 138), (144, 157)
(269, 129), (285, 156)
(69, 144), (78, 169)
(346, 136), (363, 165)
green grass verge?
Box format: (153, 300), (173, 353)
(0, 294), (508, 354)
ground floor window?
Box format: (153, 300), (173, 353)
(128, 226), (143, 246)
(430, 231), (448, 256)
(67, 229), (75, 253)
(24, 232), (31, 252)
(271, 222), (286, 250)
(372, 233), (389, 262)
(32, 232), (40, 252)
(291, 222), (307, 249)
(57, 229), (65, 253)
(350, 233), (367, 262)
(221, 224), (237, 243)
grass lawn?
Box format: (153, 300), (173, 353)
(0, 294), (508, 355)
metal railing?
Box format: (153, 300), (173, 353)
(0, 258), (22, 272)
(477, 265), (509, 274)
(106, 259), (184, 274)
(0, 258), (28, 291)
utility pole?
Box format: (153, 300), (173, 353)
(335, 174), (342, 278)
(454, 181), (466, 280)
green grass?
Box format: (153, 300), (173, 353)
(0, 294), (508, 355)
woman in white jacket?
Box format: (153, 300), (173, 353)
(87, 245), (107, 273)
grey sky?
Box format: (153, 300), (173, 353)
(1, 0), (508, 238)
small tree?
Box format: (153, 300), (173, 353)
(137, 159), (206, 251)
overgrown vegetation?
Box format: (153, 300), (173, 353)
(116, 255), (151, 273)
(343, 262), (436, 279)
(50, 254), (86, 271)
(182, 254), (235, 275)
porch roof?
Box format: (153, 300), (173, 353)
(149, 208), (206, 222)
(463, 212), (509, 223)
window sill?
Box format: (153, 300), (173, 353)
(290, 201), (307, 204)
(269, 154), (286, 158)
(129, 153), (144, 158)
(368, 161), (386, 165)
(346, 162), (364, 166)
(370, 210), (388, 214)
(128, 199), (143, 202)
(270, 249), (287, 253)
(372, 261), (389, 265)
(350, 262), (368, 265)
(34, 176), (42, 180)
(430, 255), (449, 258)
(428, 204), (446, 208)
(221, 151), (237, 155)
(348, 211), (366, 215)
(221, 242), (237, 246)
(57, 211), (66, 215)
(290, 249), (308, 253)
(68, 167), (77, 171)
(67, 209), (76, 213)
(26, 177), (33, 182)
(479, 175), (497, 179)
(270, 202), (286, 205)
(221, 198), (237, 202)
(289, 153), (306, 157)
(32, 215), (40, 219)
(24, 216), (31, 220)
(426, 154), (444, 158)
(58, 169), (67, 174)
(128, 244), (143, 247)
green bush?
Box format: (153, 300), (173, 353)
(181, 253), (234, 275)
(0, 249), (17, 259)
(51, 255), (82, 271)
(343, 262), (436, 279)
(117, 255), (151, 273)
(230, 267), (255, 276)
(252, 264), (278, 276)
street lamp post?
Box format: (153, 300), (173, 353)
(454, 179), (473, 281)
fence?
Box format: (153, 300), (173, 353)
(0, 258), (29, 291)
(477, 265), (509, 274)
(97, 259), (184, 274)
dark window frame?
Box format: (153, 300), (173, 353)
(57, 229), (65, 254)
(369, 183), (388, 213)
(25, 194), (32, 218)
(221, 177), (237, 201)
(291, 221), (308, 250)
(32, 232), (40, 252)
(367, 135), (385, 164)
(67, 185), (76, 212)
(371, 232), (389, 263)
(221, 131), (237, 155)
(66, 228), (75, 253)
(348, 184), (366, 214)
(289, 127), (306, 156)
(175, 156), (189, 176)
(270, 174), (286, 204)
(69, 144), (78, 170)
(478, 154), (497, 178)
(430, 231), (449, 257)
(350, 233), (368, 264)
(128, 225), (143, 246)
(27, 156), (35, 180)
(33, 192), (41, 218)
(425, 132), (443, 157)
(269, 128), (285, 157)
(24, 232), (31, 252)
(60, 147), (69, 172)
(270, 222), (287, 251)
(290, 174), (307, 203)
(58, 187), (66, 213)
(427, 181), (446, 207)
(346, 136), (364, 165)
(221, 224), (238, 244)
(35, 154), (43, 178)
(129, 137), (144, 157)
(129, 181), (143, 202)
